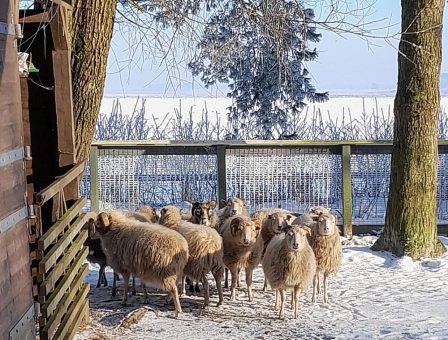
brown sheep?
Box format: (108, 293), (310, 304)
(263, 224), (316, 319)
(89, 211), (189, 317)
(189, 200), (219, 230)
(310, 212), (342, 304)
(159, 205), (224, 307)
(220, 215), (263, 302)
(218, 198), (249, 288)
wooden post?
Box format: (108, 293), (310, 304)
(216, 146), (227, 209)
(89, 146), (99, 213)
(342, 145), (353, 237)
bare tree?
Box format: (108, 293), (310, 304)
(372, 0), (446, 258)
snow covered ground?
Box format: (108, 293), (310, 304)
(75, 235), (448, 340)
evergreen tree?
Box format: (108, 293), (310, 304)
(188, 0), (328, 139)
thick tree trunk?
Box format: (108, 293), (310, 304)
(71, 0), (117, 163)
(372, 0), (446, 259)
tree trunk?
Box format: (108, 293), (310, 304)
(372, 0), (446, 259)
(71, 0), (117, 163)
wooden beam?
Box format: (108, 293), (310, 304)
(89, 146), (99, 213)
(51, 284), (89, 340)
(38, 213), (87, 275)
(40, 263), (88, 339)
(39, 229), (87, 292)
(38, 197), (86, 251)
(40, 246), (88, 317)
(216, 146), (227, 209)
(34, 162), (85, 205)
(342, 145), (353, 238)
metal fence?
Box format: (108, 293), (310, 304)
(80, 140), (448, 235)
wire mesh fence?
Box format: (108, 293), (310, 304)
(79, 142), (448, 224)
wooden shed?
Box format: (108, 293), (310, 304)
(1, 0), (90, 338)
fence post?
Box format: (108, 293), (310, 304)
(89, 146), (99, 213)
(216, 145), (227, 209)
(342, 145), (353, 237)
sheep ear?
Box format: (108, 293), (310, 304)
(267, 214), (274, 220)
(221, 199), (228, 205)
(254, 219), (262, 231)
(301, 225), (312, 236)
(192, 202), (200, 208)
(209, 200), (217, 209)
(243, 200), (249, 206)
(286, 214), (293, 221)
(332, 213), (338, 224)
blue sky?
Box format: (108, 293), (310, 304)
(104, 1), (448, 96)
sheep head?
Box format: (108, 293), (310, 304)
(223, 198), (248, 216)
(190, 200), (217, 227)
(265, 213), (295, 233)
(315, 213), (338, 236)
(159, 205), (182, 227)
(230, 216), (260, 247)
(283, 224), (311, 252)
(136, 205), (159, 223)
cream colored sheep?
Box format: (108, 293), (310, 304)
(159, 205), (224, 307)
(220, 215), (263, 301)
(257, 210), (295, 291)
(135, 205), (159, 223)
(89, 211), (189, 317)
(263, 224), (316, 319)
(310, 212), (342, 304)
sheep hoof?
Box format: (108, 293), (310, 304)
(132, 290), (137, 296)
(194, 285), (201, 293)
(111, 290), (117, 297)
(216, 301), (223, 307)
(121, 301), (128, 306)
(188, 285), (195, 293)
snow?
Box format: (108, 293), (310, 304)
(74, 235), (448, 339)
(99, 95), (448, 125)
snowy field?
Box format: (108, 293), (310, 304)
(100, 95), (448, 124)
(74, 235), (448, 340)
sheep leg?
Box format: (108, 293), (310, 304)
(224, 268), (229, 289)
(263, 275), (268, 292)
(195, 282), (201, 293)
(143, 284), (149, 304)
(103, 269), (108, 286)
(291, 288), (295, 310)
(312, 273), (318, 303)
(121, 272), (130, 305)
(317, 273), (321, 294)
(229, 265), (238, 301)
(236, 268), (241, 288)
(274, 289), (280, 310)
(131, 276), (137, 295)
(112, 272), (118, 297)
(245, 267), (254, 302)
(293, 286), (301, 319)
(278, 288), (285, 319)
(212, 268), (224, 307)
(166, 280), (182, 318)
(323, 273), (329, 303)
(201, 275), (210, 307)
(181, 276), (186, 296)
(97, 264), (106, 288)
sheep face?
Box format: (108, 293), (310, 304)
(266, 213), (295, 233)
(190, 200), (216, 227)
(316, 213), (337, 236)
(230, 216), (260, 247)
(222, 198), (248, 216)
(283, 225), (311, 251)
(88, 212), (112, 239)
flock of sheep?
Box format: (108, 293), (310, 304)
(87, 198), (342, 319)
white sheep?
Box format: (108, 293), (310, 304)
(159, 205), (224, 307)
(310, 212), (342, 303)
(262, 224), (316, 319)
(220, 215), (263, 301)
(89, 211), (189, 317)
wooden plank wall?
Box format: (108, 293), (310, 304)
(0, 1), (35, 339)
